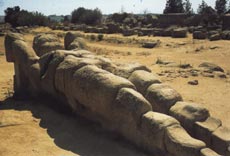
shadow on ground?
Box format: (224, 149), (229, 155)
(0, 98), (155, 156)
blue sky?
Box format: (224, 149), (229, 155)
(0, 0), (216, 16)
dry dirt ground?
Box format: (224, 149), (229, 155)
(0, 27), (230, 156)
(86, 32), (230, 128)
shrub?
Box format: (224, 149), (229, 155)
(4, 6), (49, 27)
(110, 12), (129, 23)
(71, 7), (102, 25)
(164, 0), (185, 14)
(90, 34), (96, 41)
(97, 34), (104, 41)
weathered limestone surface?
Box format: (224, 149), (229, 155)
(194, 117), (222, 147)
(128, 70), (161, 95)
(113, 62), (151, 79)
(140, 112), (179, 151)
(64, 32), (86, 50)
(5, 32), (229, 156)
(200, 148), (221, 156)
(169, 102), (210, 135)
(165, 124), (206, 156)
(33, 33), (64, 56)
(5, 33), (25, 62)
(5, 33), (39, 97)
(211, 126), (230, 156)
(145, 84), (183, 114)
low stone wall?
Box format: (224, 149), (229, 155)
(157, 14), (189, 28)
(4, 32), (230, 156)
(223, 15), (230, 30)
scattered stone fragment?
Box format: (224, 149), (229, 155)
(210, 46), (220, 50)
(181, 74), (189, 78)
(169, 101), (210, 135)
(188, 80), (198, 85)
(156, 58), (175, 66)
(202, 72), (215, 78)
(164, 62), (179, 67)
(214, 71), (227, 78)
(221, 30), (230, 40)
(179, 63), (192, 69)
(199, 62), (224, 72)
(158, 73), (165, 76)
(178, 42), (186, 46)
(209, 34), (221, 41)
(203, 69), (214, 73)
(142, 41), (159, 49)
(193, 31), (206, 39)
(172, 28), (187, 38)
(226, 70), (230, 75)
(191, 72), (199, 77)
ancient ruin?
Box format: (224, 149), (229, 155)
(4, 32), (230, 156)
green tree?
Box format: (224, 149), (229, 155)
(4, 6), (49, 27)
(71, 7), (102, 25)
(197, 0), (208, 14)
(110, 12), (129, 23)
(4, 6), (21, 27)
(163, 0), (185, 14)
(71, 7), (86, 23)
(184, 0), (194, 15)
(197, 0), (218, 26)
(215, 0), (227, 14)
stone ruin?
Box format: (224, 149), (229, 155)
(4, 32), (230, 156)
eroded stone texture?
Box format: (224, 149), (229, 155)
(165, 124), (206, 156)
(169, 101), (210, 135)
(64, 32), (82, 49)
(5, 33), (39, 97)
(200, 148), (221, 156)
(112, 88), (152, 142)
(194, 117), (222, 147)
(39, 51), (65, 96)
(5, 33), (25, 62)
(33, 33), (64, 56)
(145, 84), (182, 114)
(114, 62), (151, 79)
(71, 65), (136, 116)
(128, 70), (161, 95)
(140, 112), (179, 152)
(6, 32), (229, 156)
(211, 126), (230, 156)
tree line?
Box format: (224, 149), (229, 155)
(164, 0), (228, 15)
(4, 0), (230, 27)
(4, 6), (49, 27)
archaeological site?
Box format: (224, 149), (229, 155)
(0, 0), (230, 156)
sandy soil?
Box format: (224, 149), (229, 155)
(87, 33), (230, 128)
(0, 34), (151, 156)
(0, 27), (230, 155)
